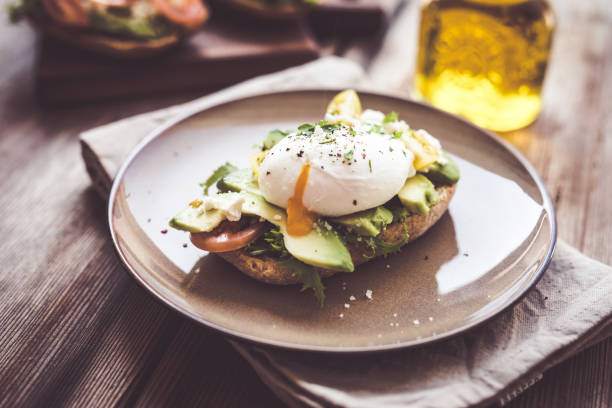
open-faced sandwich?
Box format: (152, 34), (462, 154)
(7, 0), (209, 57)
(212, 0), (317, 19)
(170, 90), (460, 305)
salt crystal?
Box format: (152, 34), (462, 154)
(365, 289), (373, 299)
(344, 303), (350, 309)
(413, 319), (420, 325)
(349, 295), (356, 301)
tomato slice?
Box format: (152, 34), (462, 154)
(41, 0), (89, 27)
(89, 0), (133, 7)
(190, 221), (266, 253)
(150, 0), (208, 29)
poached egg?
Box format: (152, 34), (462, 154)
(258, 124), (415, 219)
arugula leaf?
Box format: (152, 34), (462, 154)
(372, 225), (409, 257)
(279, 257), (326, 307)
(317, 120), (342, 133)
(246, 225), (325, 306)
(339, 217), (409, 260)
(89, 12), (172, 39)
(245, 226), (289, 258)
(200, 162), (238, 195)
(383, 111), (399, 123)
(368, 124), (383, 134)
(390, 205), (409, 223)
(344, 150), (354, 160)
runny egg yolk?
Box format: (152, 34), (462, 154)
(286, 164), (317, 236)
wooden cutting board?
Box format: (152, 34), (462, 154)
(36, 0), (399, 104)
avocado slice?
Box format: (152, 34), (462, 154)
(170, 191), (354, 273)
(423, 152), (460, 185)
(169, 193), (244, 232)
(216, 168), (260, 194)
(170, 206), (225, 233)
(263, 129), (290, 150)
(241, 193), (354, 273)
(398, 174), (440, 214)
(283, 225), (354, 273)
(330, 206), (393, 237)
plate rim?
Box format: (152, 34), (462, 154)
(107, 88), (557, 353)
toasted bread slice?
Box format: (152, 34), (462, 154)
(30, 18), (186, 58)
(217, 184), (456, 285)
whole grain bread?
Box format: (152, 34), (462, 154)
(216, 184), (456, 285)
(29, 17), (195, 58)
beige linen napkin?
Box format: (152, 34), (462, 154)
(80, 57), (612, 408)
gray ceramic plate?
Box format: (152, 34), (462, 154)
(109, 90), (556, 352)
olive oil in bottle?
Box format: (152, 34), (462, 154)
(414, 0), (555, 132)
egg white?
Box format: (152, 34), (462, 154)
(258, 125), (415, 217)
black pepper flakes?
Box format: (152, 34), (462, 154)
(297, 150), (304, 158)
(161, 229), (168, 234)
(266, 171), (271, 175)
(424, 255), (429, 260)
(352, 200), (357, 206)
(183, 243), (188, 248)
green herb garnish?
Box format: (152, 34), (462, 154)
(297, 123), (315, 137)
(344, 150), (354, 160)
(383, 111), (398, 123)
(246, 226), (288, 258)
(368, 124), (383, 134)
(246, 225), (326, 306)
(278, 257), (326, 307)
(200, 162), (238, 195)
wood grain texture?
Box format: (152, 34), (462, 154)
(36, 19), (320, 104)
(0, 0), (610, 407)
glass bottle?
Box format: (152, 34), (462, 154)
(413, 0), (555, 132)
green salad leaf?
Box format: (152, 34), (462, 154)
(200, 162), (238, 195)
(383, 111), (398, 123)
(246, 225), (325, 306)
(245, 226), (288, 257)
(278, 257), (325, 307)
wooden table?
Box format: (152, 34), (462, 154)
(1, 0), (610, 406)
